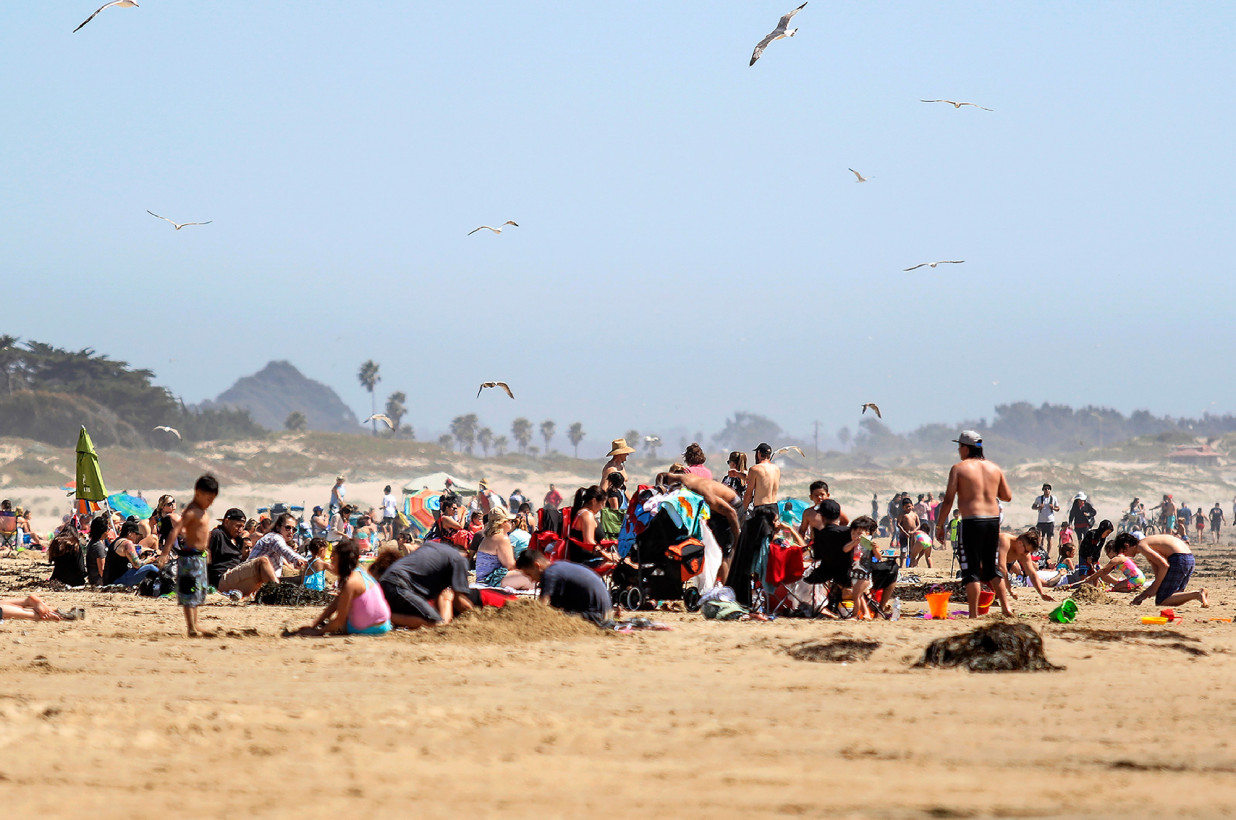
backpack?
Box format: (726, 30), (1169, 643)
(138, 566), (175, 597)
(702, 599), (748, 621)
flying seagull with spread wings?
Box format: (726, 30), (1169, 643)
(477, 382), (515, 399)
(773, 445), (806, 459)
(74, 0), (138, 33)
(904, 260), (964, 271)
(750, 2), (807, 66)
(861, 403), (882, 419)
(848, 168), (869, 183)
(920, 99), (993, 111)
(147, 211), (212, 230)
(152, 425), (181, 439)
(467, 221), (518, 236)
(362, 414), (394, 430)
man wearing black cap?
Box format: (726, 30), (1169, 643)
(207, 508), (247, 589)
(935, 430), (1013, 618)
(725, 442), (780, 607)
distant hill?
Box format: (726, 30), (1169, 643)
(203, 361), (359, 433)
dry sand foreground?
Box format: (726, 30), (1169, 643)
(4, 549), (1236, 820)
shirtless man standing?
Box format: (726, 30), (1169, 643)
(601, 438), (634, 489)
(725, 442), (780, 607)
(935, 431), (1013, 618)
(160, 474), (218, 637)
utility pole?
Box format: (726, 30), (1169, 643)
(814, 420), (819, 471)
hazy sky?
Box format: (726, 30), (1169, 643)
(4, 2), (1234, 451)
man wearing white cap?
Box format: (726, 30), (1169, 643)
(935, 430), (1013, 618)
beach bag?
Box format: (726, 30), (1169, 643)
(702, 599), (748, 620)
(667, 538), (705, 582)
(138, 566), (175, 597)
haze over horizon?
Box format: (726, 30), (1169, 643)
(4, 2), (1234, 446)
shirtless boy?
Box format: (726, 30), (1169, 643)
(999, 528), (1055, 610)
(798, 480), (849, 543)
(1120, 532), (1209, 608)
(160, 474), (219, 636)
(725, 442), (781, 607)
(935, 431), (1013, 618)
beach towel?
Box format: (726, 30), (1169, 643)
(694, 524), (724, 594)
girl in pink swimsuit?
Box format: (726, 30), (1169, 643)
(291, 539), (391, 636)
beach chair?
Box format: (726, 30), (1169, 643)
(764, 540), (808, 616)
(0, 511), (17, 553)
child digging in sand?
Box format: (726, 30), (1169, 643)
(1119, 532), (1210, 609)
(1078, 541), (1147, 593)
(159, 475), (218, 636)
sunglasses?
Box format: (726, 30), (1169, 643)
(281, 525), (296, 532)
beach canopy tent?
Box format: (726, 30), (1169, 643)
(778, 498), (809, 528)
(75, 426), (107, 516)
(401, 473), (478, 496)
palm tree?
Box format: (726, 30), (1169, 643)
(437, 433), (453, 451)
(384, 391), (407, 434)
(567, 422), (585, 458)
(477, 427), (494, 457)
(511, 417), (532, 454)
(493, 435), (509, 456)
(357, 360), (381, 436)
(284, 411), (307, 432)
(450, 413), (478, 454)
(540, 420), (556, 454)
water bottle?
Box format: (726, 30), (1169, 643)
(891, 597), (901, 621)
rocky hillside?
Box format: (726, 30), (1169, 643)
(202, 361), (359, 433)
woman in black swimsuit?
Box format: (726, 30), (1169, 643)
(567, 486), (616, 568)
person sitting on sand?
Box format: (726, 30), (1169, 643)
(0, 593), (82, 623)
(1078, 519), (1115, 576)
(12, 506), (43, 550)
(475, 508), (517, 587)
(999, 528), (1055, 607)
(301, 537), (330, 591)
(376, 541), (474, 629)
(1119, 532), (1209, 608)
(512, 549), (612, 626)
(103, 521), (162, 587)
(804, 501), (867, 614)
(218, 513), (306, 600)
(47, 531), (86, 587)
(426, 498), (465, 545)
(1078, 540), (1146, 593)
(290, 539), (391, 637)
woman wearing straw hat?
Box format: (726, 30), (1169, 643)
(601, 438), (635, 489)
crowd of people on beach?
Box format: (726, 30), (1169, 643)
(0, 431), (1217, 633)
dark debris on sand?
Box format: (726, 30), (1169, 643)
(254, 583), (334, 607)
(915, 622), (1061, 672)
(786, 639), (880, 663)
(897, 580), (965, 603)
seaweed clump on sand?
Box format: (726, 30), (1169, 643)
(915, 623), (1061, 672)
(254, 582), (335, 607)
(786, 639), (880, 663)
(1069, 584), (1110, 605)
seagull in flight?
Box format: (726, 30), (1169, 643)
(147, 211), (212, 230)
(468, 221), (518, 236)
(152, 425), (181, 439)
(861, 403), (882, 419)
(904, 260), (964, 271)
(773, 445), (806, 459)
(477, 382), (515, 399)
(920, 99), (993, 111)
(362, 414), (394, 430)
(750, 2), (807, 66)
(848, 168), (870, 183)
(74, 0), (138, 33)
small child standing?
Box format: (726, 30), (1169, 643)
(160, 475), (219, 636)
(1059, 522), (1074, 552)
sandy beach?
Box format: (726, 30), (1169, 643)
(4, 544), (1236, 820)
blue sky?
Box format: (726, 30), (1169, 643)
(3, 2), (1233, 451)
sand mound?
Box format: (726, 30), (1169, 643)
(915, 623), (1061, 672)
(786, 639), (879, 663)
(1069, 584), (1110, 604)
(402, 598), (606, 645)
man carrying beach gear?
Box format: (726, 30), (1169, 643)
(219, 512), (306, 600)
(1032, 483), (1060, 557)
(936, 431), (1014, 619)
(207, 508), (247, 589)
(601, 438), (635, 489)
(1209, 503), (1225, 545)
(998, 528), (1055, 611)
(378, 541), (474, 628)
(514, 549), (612, 626)
(725, 442), (781, 608)
(1121, 532), (1209, 608)
(159, 475), (219, 637)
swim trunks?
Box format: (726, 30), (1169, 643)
(1155, 552), (1195, 605)
(957, 516), (1001, 585)
(176, 552), (207, 608)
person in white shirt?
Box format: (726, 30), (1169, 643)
(1032, 483), (1060, 557)
(381, 485), (398, 540)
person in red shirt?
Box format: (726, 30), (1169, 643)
(543, 484), (563, 511)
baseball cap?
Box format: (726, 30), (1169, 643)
(754, 442), (773, 456)
(220, 508), (246, 523)
(313, 505), (323, 513)
(818, 499), (841, 520)
(952, 430), (982, 447)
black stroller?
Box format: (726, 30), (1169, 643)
(610, 505), (705, 611)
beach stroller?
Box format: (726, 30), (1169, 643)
(610, 489), (707, 611)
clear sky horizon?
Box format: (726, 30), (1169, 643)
(4, 2), (1234, 451)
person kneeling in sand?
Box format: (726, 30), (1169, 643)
(1118, 533), (1209, 608)
(513, 550), (613, 626)
(289, 539), (391, 637)
(376, 541), (474, 629)
(999, 528), (1055, 606)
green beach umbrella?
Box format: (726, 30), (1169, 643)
(75, 426), (108, 504)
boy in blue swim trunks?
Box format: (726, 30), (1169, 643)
(160, 474), (219, 637)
